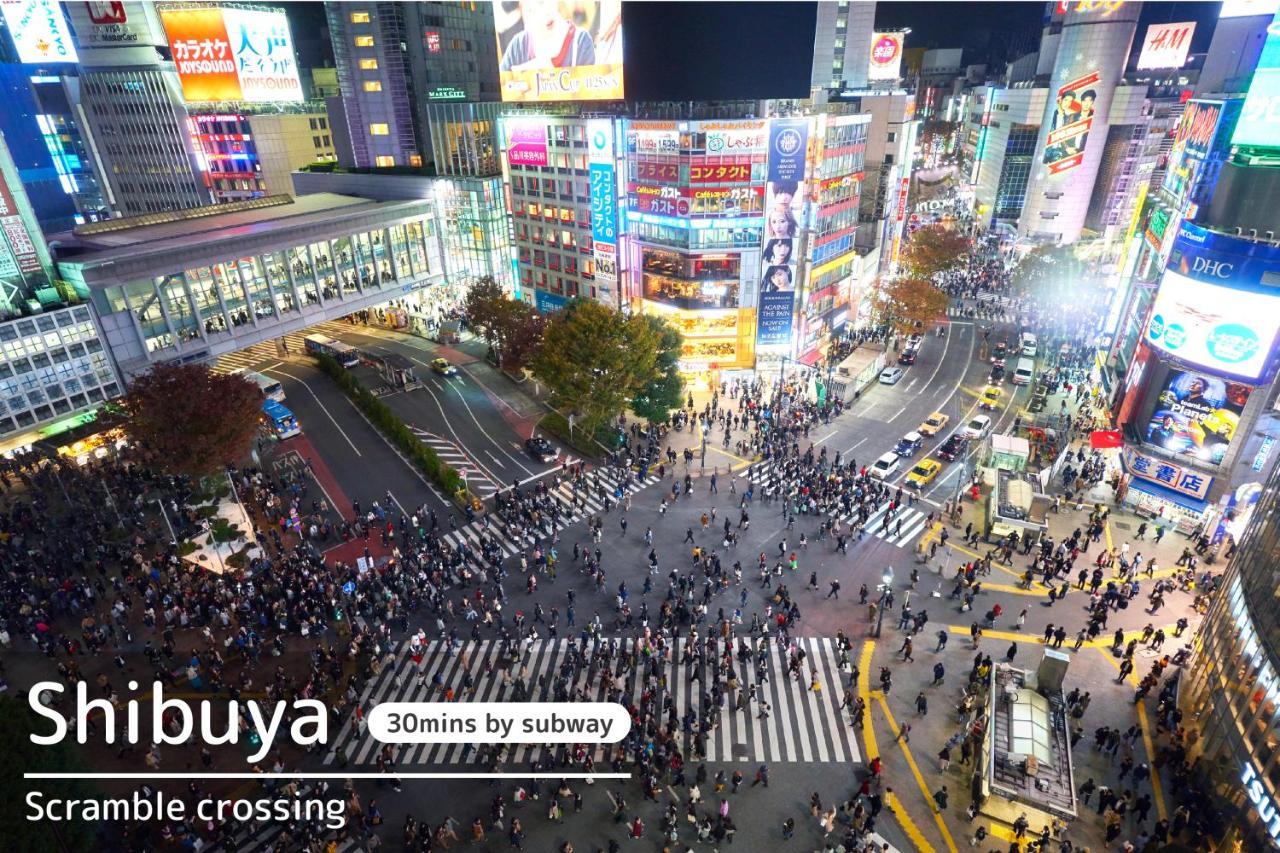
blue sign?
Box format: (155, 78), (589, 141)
(767, 118), (810, 184)
(589, 163), (617, 246)
(1254, 436), (1275, 472)
(757, 291), (795, 346)
(342, 581), (355, 595)
(535, 290), (568, 314)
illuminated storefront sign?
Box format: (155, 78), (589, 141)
(690, 163), (752, 183)
(625, 210), (760, 230)
(702, 121), (768, 153)
(1043, 69), (1100, 175)
(1136, 21), (1195, 70)
(160, 6), (304, 103)
(495, 0), (623, 102)
(1122, 448), (1213, 500)
(1242, 763), (1280, 840)
(589, 165), (617, 245)
(1, 0), (77, 63)
(634, 162), (678, 182)
(628, 184), (763, 217)
(68, 1), (162, 47)
(427, 86), (467, 101)
(587, 118), (617, 291)
(0, 170), (43, 274)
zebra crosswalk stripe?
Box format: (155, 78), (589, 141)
(329, 638), (862, 767)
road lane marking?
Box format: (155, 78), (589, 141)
(875, 692), (958, 853)
(265, 368), (361, 456)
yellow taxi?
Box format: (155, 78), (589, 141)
(979, 385), (1002, 410)
(906, 458), (943, 489)
(918, 412), (950, 437)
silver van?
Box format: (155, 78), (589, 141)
(1012, 357), (1035, 385)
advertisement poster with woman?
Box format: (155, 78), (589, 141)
(494, 0), (623, 102)
(1144, 370), (1250, 465)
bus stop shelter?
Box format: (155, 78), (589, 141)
(373, 352), (420, 391)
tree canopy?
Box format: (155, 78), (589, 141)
(120, 361), (262, 477)
(463, 277), (546, 372)
(898, 223), (970, 280)
(532, 300), (673, 436)
(871, 276), (951, 335)
(630, 314), (685, 424)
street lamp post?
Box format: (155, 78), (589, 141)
(700, 420), (708, 469)
(872, 567), (895, 638)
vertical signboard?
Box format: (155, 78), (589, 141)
(757, 118), (809, 348)
(1043, 69), (1100, 174)
(0, 169), (43, 275)
(1, 0), (78, 63)
(505, 120), (549, 166)
(867, 32), (904, 81)
(587, 119), (618, 291)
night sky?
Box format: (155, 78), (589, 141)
(284, 1), (1234, 101)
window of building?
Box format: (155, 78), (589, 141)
(370, 123), (390, 135)
(359, 58), (378, 70)
(376, 155), (395, 167)
(363, 81), (383, 92)
(355, 35), (375, 47)
(350, 11), (370, 23)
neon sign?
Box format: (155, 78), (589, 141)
(1242, 763), (1280, 840)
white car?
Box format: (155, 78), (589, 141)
(879, 366), (906, 385)
(869, 452), (901, 480)
(962, 414), (992, 439)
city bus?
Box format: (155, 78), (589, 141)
(304, 333), (360, 368)
(242, 370), (285, 402)
(262, 399), (301, 440)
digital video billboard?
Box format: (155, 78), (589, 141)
(1145, 270), (1280, 382)
(757, 118), (810, 349)
(494, 0), (623, 102)
(1042, 69), (1099, 175)
(1145, 370), (1250, 466)
(1233, 11), (1280, 148)
(160, 6), (304, 103)
(1, 0), (77, 64)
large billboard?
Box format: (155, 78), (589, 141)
(1042, 69), (1099, 175)
(587, 118), (617, 292)
(1145, 370), (1250, 466)
(757, 118), (809, 349)
(1, 0), (77, 63)
(867, 32), (904, 81)
(159, 6), (304, 103)
(1135, 21), (1195, 70)
(504, 119), (549, 167)
(1233, 12), (1280, 148)
(67, 2), (165, 48)
(494, 0), (623, 102)
(1145, 271), (1280, 382)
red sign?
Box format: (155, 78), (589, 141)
(87, 1), (126, 23)
(894, 177), (909, 222)
(1090, 430), (1124, 449)
(689, 163), (752, 183)
(425, 31), (440, 53)
(634, 162), (678, 182)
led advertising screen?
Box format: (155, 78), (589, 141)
(160, 6), (304, 103)
(1135, 21), (1195, 70)
(867, 32), (904, 81)
(1145, 370), (1250, 466)
(1, 0), (78, 64)
(1145, 270), (1280, 382)
(494, 0), (623, 102)
(1043, 69), (1099, 175)
(1233, 12), (1280, 148)
(757, 118), (809, 349)
(1160, 100), (1223, 206)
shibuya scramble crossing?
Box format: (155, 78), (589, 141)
(8, 1), (1280, 852)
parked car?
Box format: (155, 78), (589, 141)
(430, 357), (458, 376)
(906, 458), (943, 489)
(525, 436), (556, 462)
(918, 412), (950, 437)
(894, 431), (924, 457)
(879, 366), (905, 385)
(869, 452), (901, 480)
(962, 414), (992, 439)
(938, 433), (970, 461)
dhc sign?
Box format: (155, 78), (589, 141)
(1242, 763), (1280, 839)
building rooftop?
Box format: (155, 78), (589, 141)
(56, 193), (421, 267)
(986, 664), (1077, 818)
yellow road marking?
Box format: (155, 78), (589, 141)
(875, 692), (959, 853)
(708, 444), (750, 466)
(1094, 648), (1168, 821)
(943, 541), (1026, 580)
(858, 641), (938, 853)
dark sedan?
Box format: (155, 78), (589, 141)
(938, 433), (970, 461)
(525, 436), (556, 462)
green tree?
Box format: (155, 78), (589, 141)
(0, 695), (99, 852)
(898, 223), (970, 280)
(463, 276), (507, 351)
(630, 315), (684, 424)
(532, 300), (661, 436)
(872, 276), (951, 335)
(120, 361), (261, 477)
